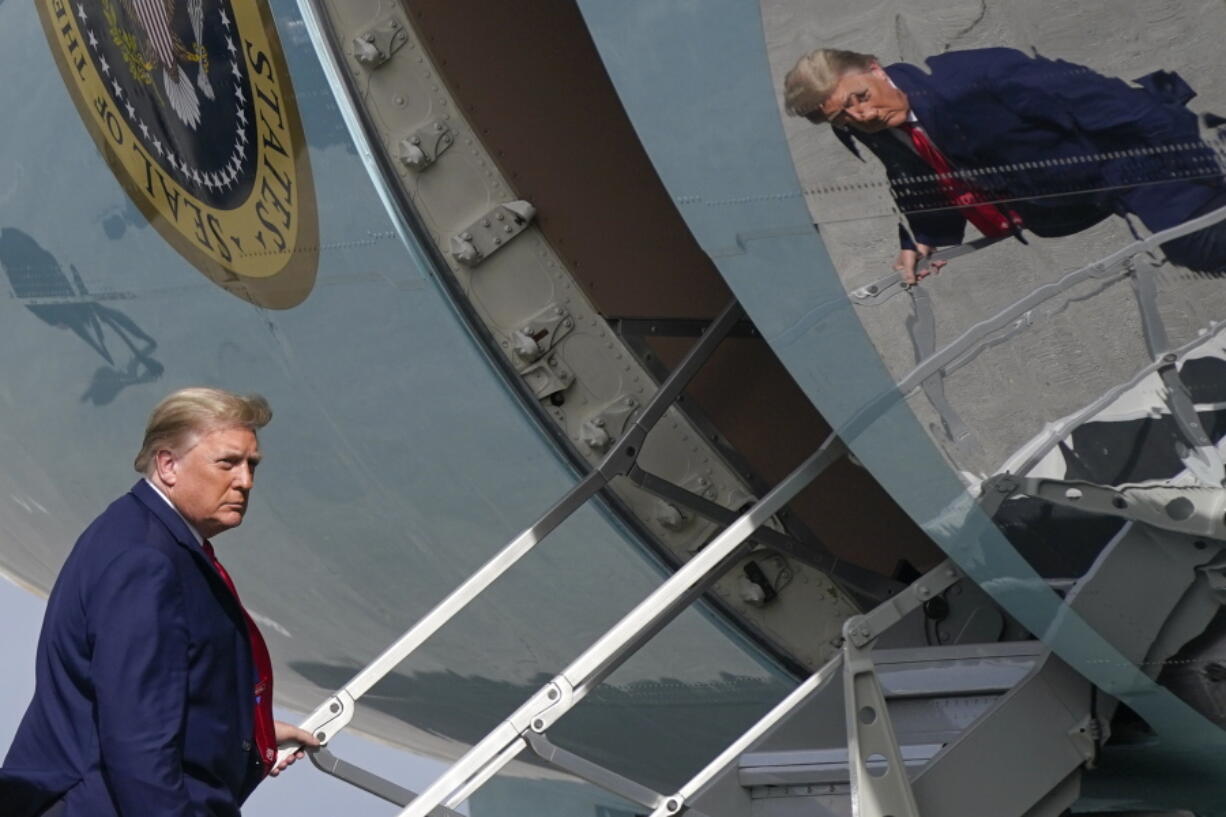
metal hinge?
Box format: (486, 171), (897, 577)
(352, 17), (408, 69)
(522, 355), (574, 401)
(450, 201), (536, 267)
(655, 475), (717, 534)
(511, 304), (575, 367)
(398, 120), (454, 171)
(579, 395), (639, 453)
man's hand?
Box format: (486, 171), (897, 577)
(894, 243), (947, 284)
(269, 720), (321, 777)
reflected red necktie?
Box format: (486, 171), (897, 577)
(202, 540), (277, 777)
(898, 122), (1022, 238)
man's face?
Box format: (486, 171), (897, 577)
(816, 64), (910, 133)
(162, 426), (261, 539)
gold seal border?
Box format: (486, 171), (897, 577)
(37, 0), (319, 309)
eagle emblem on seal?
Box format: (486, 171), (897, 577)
(107, 0), (215, 128)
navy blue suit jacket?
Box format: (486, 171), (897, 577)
(834, 48), (1223, 250)
(1, 481), (265, 817)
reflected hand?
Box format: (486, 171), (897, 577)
(269, 720), (321, 777)
(894, 243), (947, 285)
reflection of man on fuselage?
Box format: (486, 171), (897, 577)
(784, 48), (1226, 283)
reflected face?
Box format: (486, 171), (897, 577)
(160, 426), (262, 539)
(817, 65), (910, 133)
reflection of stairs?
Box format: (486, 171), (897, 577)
(851, 206), (1226, 486)
(734, 643), (1092, 817)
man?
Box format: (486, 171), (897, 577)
(1, 387), (318, 816)
(784, 47), (1226, 283)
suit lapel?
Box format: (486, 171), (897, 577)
(886, 62), (974, 167)
(886, 63), (937, 132)
(131, 479), (201, 553)
(129, 480), (250, 626)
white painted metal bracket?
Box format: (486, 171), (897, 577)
(450, 201), (536, 266)
(398, 120), (455, 172)
(987, 474), (1226, 540)
(520, 355), (575, 400)
(352, 17), (407, 69)
(509, 303), (575, 367)
(579, 395), (639, 452)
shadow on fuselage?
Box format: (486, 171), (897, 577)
(0, 227), (163, 405)
(290, 660), (789, 793)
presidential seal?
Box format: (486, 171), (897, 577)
(37, 0), (318, 308)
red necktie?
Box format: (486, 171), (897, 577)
(202, 541), (277, 777)
(898, 122), (1022, 238)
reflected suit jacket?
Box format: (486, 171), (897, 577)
(0, 480), (266, 817)
(834, 48), (1224, 250)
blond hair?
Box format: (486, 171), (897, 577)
(783, 48), (878, 119)
(134, 387), (272, 475)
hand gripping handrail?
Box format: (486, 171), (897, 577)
(892, 203), (1226, 399)
(828, 204), (1226, 452)
(850, 234), (1008, 307)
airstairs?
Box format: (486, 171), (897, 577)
(288, 504), (1218, 817)
(281, 209), (1226, 817)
